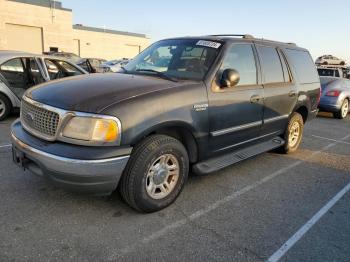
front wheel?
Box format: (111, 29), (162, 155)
(333, 99), (349, 119)
(278, 112), (304, 154)
(119, 135), (189, 212)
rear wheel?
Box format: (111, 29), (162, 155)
(278, 112), (304, 154)
(0, 94), (12, 121)
(334, 99), (349, 119)
(119, 135), (189, 212)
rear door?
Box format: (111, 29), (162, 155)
(0, 57), (45, 98)
(256, 44), (297, 137)
(208, 43), (264, 154)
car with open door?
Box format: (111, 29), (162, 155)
(11, 35), (320, 212)
(0, 51), (87, 120)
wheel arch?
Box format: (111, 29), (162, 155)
(294, 105), (309, 123)
(131, 121), (199, 164)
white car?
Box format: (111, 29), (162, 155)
(315, 55), (346, 66)
(101, 59), (130, 72)
(0, 51), (87, 120)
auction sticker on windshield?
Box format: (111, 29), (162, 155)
(196, 40), (221, 49)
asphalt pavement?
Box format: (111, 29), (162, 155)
(0, 112), (349, 262)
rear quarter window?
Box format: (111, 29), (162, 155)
(284, 49), (319, 84)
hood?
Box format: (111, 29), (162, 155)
(26, 73), (182, 113)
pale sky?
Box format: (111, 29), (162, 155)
(63, 0), (350, 62)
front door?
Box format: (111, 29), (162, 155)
(208, 43), (264, 154)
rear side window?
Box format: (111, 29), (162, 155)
(284, 49), (319, 84)
(257, 46), (284, 84)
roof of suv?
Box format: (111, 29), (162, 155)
(164, 34), (305, 50)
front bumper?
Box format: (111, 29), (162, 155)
(11, 121), (131, 195)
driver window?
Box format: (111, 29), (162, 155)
(221, 45), (257, 86)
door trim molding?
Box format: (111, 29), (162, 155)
(264, 114), (289, 124)
(211, 120), (262, 137)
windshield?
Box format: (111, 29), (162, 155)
(123, 39), (222, 81)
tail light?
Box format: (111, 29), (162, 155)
(317, 86), (321, 105)
(326, 90), (341, 97)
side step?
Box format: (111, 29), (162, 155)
(192, 137), (285, 175)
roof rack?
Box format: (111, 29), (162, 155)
(210, 34), (255, 39)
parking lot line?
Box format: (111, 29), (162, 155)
(0, 143), (11, 149)
(112, 134), (350, 258)
(267, 180), (350, 262)
(312, 135), (350, 145)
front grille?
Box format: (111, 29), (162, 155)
(21, 99), (60, 138)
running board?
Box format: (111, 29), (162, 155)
(192, 137), (285, 175)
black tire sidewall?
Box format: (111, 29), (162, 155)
(129, 137), (189, 212)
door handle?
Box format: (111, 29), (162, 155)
(289, 91), (297, 97)
(250, 95), (263, 103)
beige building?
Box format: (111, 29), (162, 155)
(0, 0), (150, 60)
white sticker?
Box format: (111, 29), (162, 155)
(196, 40), (221, 49)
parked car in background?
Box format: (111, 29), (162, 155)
(0, 51), (87, 120)
(43, 51), (81, 64)
(77, 58), (107, 73)
(315, 55), (346, 66)
(11, 35), (320, 212)
(319, 76), (350, 119)
(101, 59), (130, 72)
(317, 67), (347, 78)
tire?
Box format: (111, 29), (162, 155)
(322, 61), (328, 65)
(340, 61), (346, 66)
(0, 94), (12, 121)
(278, 112), (304, 154)
(333, 99), (349, 119)
(119, 135), (189, 212)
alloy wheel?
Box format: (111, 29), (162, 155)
(288, 121), (300, 148)
(146, 154), (180, 200)
(341, 99), (349, 118)
(0, 99), (5, 118)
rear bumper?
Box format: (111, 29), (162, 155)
(318, 97), (342, 112)
(318, 104), (341, 113)
(11, 121), (130, 195)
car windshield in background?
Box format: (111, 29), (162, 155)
(123, 39), (222, 81)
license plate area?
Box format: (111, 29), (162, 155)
(12, 147), (26, 169)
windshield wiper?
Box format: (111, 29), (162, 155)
(135, 69), (178, 82)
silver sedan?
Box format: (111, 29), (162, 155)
(318, 76), (350, 119)
(0, 51), (87, 120)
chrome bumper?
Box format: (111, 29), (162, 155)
(11, 133), (130, 195)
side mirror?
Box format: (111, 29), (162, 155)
(220, 69), (240, 88)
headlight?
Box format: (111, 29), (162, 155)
(62, 116), (120, 144)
